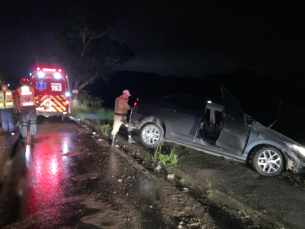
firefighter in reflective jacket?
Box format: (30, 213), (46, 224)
(111, 90), (136, 146)
(0, 81), (15, 134)
(14, 77), (38, 143)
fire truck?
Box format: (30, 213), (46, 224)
(29, 67), (71, 121)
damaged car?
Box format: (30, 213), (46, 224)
(129, 86), (305, 176)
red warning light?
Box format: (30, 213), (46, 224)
(58, 69), (62, 72)
(37, 67), (40, 71)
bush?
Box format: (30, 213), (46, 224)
(99, 123), (111, 138)
(70, 91), (114, 120)
(151, 145), (178, 173)
(79, 90), (104, 108)
(95, 108), (114, 120)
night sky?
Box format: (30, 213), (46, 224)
(1, 0), (305, 82)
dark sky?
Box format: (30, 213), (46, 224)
(113, 0), (305, 77)
(1, 0), (305, 83)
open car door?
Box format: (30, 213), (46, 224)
(216, 86), (249, 155)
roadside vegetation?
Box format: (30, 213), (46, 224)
(71, 90), (114, 120)
(279, 172), (305, 188)
(151, 145), (178, 173)
(96, 120), (111, 138)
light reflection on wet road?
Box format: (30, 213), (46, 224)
(0, 117), (171, 229)
(0, 118), (77, 228)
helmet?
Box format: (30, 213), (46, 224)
(20, 77), (29, 84)
(123, 89), (131, 96)
(1, 81), (7, 86)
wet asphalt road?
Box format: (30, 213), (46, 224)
(0, 117), (255, 229)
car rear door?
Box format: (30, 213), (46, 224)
(164, 95), (204, 143)
(215, 87), (249, 155)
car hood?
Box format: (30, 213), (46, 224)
(250, 121), (302, 147)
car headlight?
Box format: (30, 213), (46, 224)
(285, 142), (305, 157)
(65, 91), (70, 97)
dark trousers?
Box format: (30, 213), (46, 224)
(1, 108), (14, 132)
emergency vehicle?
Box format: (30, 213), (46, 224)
(29, 67), (71, 121)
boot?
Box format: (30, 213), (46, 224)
(21, 137), (27, 144)
(30, 135), (35, 143)
(111, 134), (116, 147)
(128, 132), (136, 144)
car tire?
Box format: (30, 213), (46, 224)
(140, 123), (164, 148)
(252, 146), (284, 176)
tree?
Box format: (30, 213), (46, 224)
(53, 0), (134, 106)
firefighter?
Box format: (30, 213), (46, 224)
(14, 77), (37, 143)
(0, 81), (15, 134)
(111, 90), (136, 146)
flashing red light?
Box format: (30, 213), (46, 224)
(58, 69), (62, 72)
(37, 67), (40, 71)
(42, 68), (56, 72)
(66, 100), (70, 105)
(134, 100), (141, 108)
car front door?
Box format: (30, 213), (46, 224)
(215, 87), (249, 155)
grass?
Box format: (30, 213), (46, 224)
(279, 172), (305, 188)
(238, 205), (247, 217)
(95, 108), (114, 120)
(206, 179), (213, 199)
(151, 145), (178, 173)
(99, 123), (111, 138)
(180, 178), (186, 184)
(151, 144), (162, 164)
(71, 104), (114, 121)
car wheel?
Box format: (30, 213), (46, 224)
(252, 146), (284, 176)
(140, 123), (164, 148)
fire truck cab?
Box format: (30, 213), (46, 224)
(29, 67), (71, 121)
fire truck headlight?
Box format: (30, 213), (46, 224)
(65, 92), (70, 97)
(54, 72), (62, 79)
(38, 71), (45, 78)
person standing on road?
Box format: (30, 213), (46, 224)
(14, 77), (38, 143)
(0, 81), (15, 134)
(111, 90), (136, 147)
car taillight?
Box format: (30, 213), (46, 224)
(134, 100), (141, 108)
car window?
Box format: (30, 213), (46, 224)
(176, 96), (203, 113)
(222, 87), (244, 121)
(215, 111), (222, 124)
(205, 108), (211, 125)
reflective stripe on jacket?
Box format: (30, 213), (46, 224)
(17, 86), (35, 107)
(0, 89), (14, 109)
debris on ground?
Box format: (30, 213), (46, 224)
(167, 174), (175, 180)
(155, 164), (161, 171)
